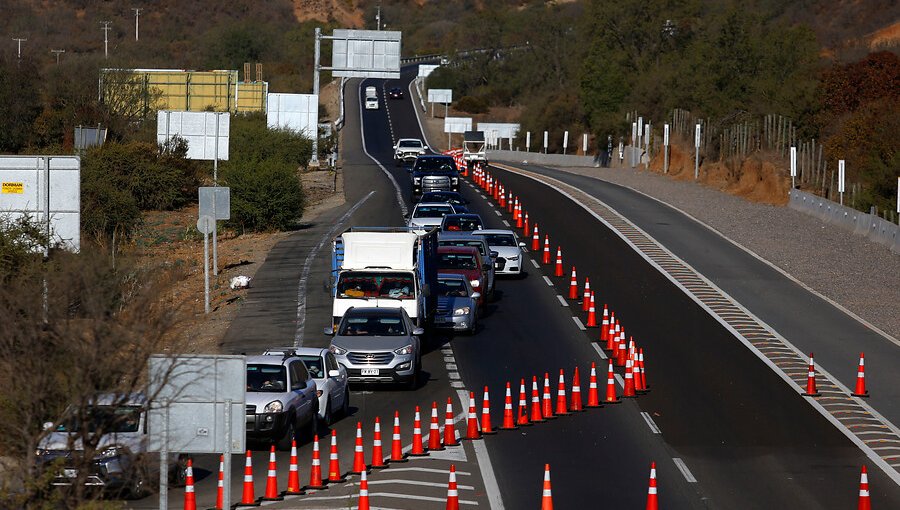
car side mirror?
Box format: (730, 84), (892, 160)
(471, 292), (481, 299)
(518, 242), (526, 247)
(490, 251), (499, 258)
(424, 146), (429, 150)
(412, 327), (425, 336)
(328, 369), (340, 378)
(323, 326), (335, 336)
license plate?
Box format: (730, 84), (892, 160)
(63, 469), (77, 478)
(361, 368), (380, 376)
(435, 317), (450, 323)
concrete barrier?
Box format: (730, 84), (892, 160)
(789, 189), (900, 254)
(487, 149), (599, 168)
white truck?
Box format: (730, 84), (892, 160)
(331, 227), (438, 328)
(365, 86), (378, 110)
(463, 130), (487, 167)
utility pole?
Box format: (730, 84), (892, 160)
(100, 21), (111, 58)
(132, 8), (142, 41)
(376, 2), (382, 30)
(12, 38), (26, 60)
(50, 49), (65, 64)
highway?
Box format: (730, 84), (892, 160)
(137, 64), (900, 509)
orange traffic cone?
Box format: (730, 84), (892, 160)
(541, 464), (553, 510)
(646, 461), (659, 510)
(517, 378), (532, 426)
(508, 192), (514, 213)
(606, 360), (622, 404)
(555, 369), (570, 415)
(261, 446), (283, 501)
(542, 235), (551, 264)
(606, 315), (617, 352)
(428, 401), (444, 451)
(586, 362), (601, 408)
(623, 356), (637, 398)
(499, 187), (506, 207)
(286, 441), (303, 495)
(358, 470), (371, 510)
(446, 465), (460, 510)
(183, 458), (196, 510)
(530, 376), (545, 422)
(351, 422), (367, 474)
(858, 465), (871, 510)
(388, 411), (406, 463)
(516, 206), (524, 228)
(633, 349), (645, 392)
(444, 397), (460, 447)
(501, 381), (518, 430)
(371, 416), (387, 469)
(616, 333), (628, 367)
(532, 224), (540, 250)
(328, 430), (346, 483)
(852, 353), (869, 397)
(524, 212), (531, 236)
(465, 391), (481, 440)
(804, 353), (820, 397)
(214, 454), (226, 508)
(237, 450), (257, 506)
(554, 248), (564, 277)
(600, 305), (610, 344)
(410, 406), (427, 456)
(306, 435), (326, 490)
(639, 348), (649, 392)
(481, 386), (496, 435)
(568, 267), (578, 299)
(513, 197), (520, 220)
(570, 366), (584, 411)
(586, 292), (597, 327)
(541, 373), (556, 419)
(582, 277), (591, 311)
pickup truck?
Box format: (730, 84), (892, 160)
(331, 227), (438, 328)
(410, 154), (460, 201)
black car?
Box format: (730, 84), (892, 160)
(410, 155), (460, 200)
(388, 87), (404, 99)
(420, 191), (470, 212)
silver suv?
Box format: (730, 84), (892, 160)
(245, 352), (319, 450)
(326, 307), (424, 389)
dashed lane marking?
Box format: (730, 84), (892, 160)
(591, 343), (608, 360)
(530, 259), (540, 269)
(386, 467), (472, 476)
(502, 220), (511, 227)
(494, 210), (502, 216)
(572, 317), (586, 331)
(542, 276), (553, 286)
(641, 412), (662, 434)
(556, 295), (569, 306)
(368, 479), (475, 490)
(451, 381), (466, 388)
(614, 373), (625, 386)
(673, 458), (698, 483)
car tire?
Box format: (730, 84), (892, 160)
(276, 418), (297, 451)
(125, 464), (150, 500)
(341, 388), (351, 417)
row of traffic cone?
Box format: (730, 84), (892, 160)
(804, 352), (871, 398)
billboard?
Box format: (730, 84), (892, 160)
(418, 64), (439, 78)
(157, 111), (230, 161)
(0, 156), (80, 252)
(267, 93), (319, 138)
(331, 29), (401, 79)
(478, 123), (521, 145)
(444, 117), (473, 134)
(428, 89), (452, 104)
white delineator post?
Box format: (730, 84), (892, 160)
(790, 146), (797, 189)
(694, 123), (701, 180)
(663, 124), (670, 174)
(543, 131), (548, 154)
(526, 131), (531, 152)
(838, 159), (846, 205)
(562, 131), (569, 155)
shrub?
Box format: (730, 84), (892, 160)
(220, 159), (304, 232)
(229, 113), (313, 167)
(455, 96), (489, 114)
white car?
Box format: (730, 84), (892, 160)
(407, 202), (458, 230)
(264, 348), (349, 426)
(394, 138), (428, 165)
(472, 229), (526, 276)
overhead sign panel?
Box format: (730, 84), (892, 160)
(478, 123), (520, 142)
(331, 29), (401, 79)
(444, 117), (472, 134)
(0, 156), (80, 252)
(428, 89), (452, 104)
(157, 111), (230, 161)
(418, 64), (439, 78)
(267, 93), (319, 138)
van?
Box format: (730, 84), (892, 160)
(365, 86), (378, 110)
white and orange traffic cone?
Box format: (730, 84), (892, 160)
(513, 197), (520, 221)
(582, 277), (591, 311)
(306, 435), (326, 490)
(530, 376), (545, 423)
(351, 422), (367, 474)
(606, 360), (622, 404)
(541, 372), (556, 419)
(499, 187), (506, 207)
(328, 430), (346, 483)
(606, 313), (618, 351)
(623, 356), (637, 398)
(261, 445), (283, 501)
(554, 248), (564, 277)
(389, 411), (406, 463)
(481, 386), (496, 435)
(214, 454), (225, 508)
(616, 332), (628, 367)
(541, 464), (553, 510)
(358, 470), (371, 510)
(500, 382), (518, 430)
(639, 348), (649, 392)
(517, 378), (532, 426)
(532, 223), (541, 250)
(371, 416), (387, 469)
(858, 465), (871, 510)
(633, 349), (645, 392)
(804, 353), (820, 397)
(428, 401), (444, 451)
(410, 406), (427, 456)
(555, 369), (570, 415)
(852, 353), (869, 397)
(586, 362), (601, 408)
(568, 266), (578, 299)
(516, 206), (524, 229)
(286, 441), (303, 495)
(507, 191), (514, 213)
(465, 391), (482, 440)
(646, 461), (659, 510)
(444, 397), (460, 447)
(523, 212), (531, 236)
(586, 292), (597, 327)
(542, 235), (551, 264)
(183, 458), (196, 510)
(446, 465), (460, 510)
(237, 450), (257, 506)
(600, 304), (610, 345)
(570, 366), (584, 412)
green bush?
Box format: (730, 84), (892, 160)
(455, 96), (489, 114)
(229, 113), (313, 167)
(220, 159), (304, 232)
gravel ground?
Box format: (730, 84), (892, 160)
(540, 165), (900, 341)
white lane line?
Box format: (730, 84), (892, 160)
(368, 479), (475, 490)
(456, 389), (505, 510)
(449, 371), (461, 380)
(494, 210), (502, 216)
(294, 191), (375, 346)
(300, 492), (479, 505)
(530, 259), (540, 269)
(641, 412), (661, 434)
(672, 458), (698, 483)
(443, 356), (455, 363)
(502, 220), (511, 227)
(447, 363), (458, 371)
(591, 343), (608, 360)
(614, 373), (625, 387)
(386, 467), (472, 476)
(542, 276), (553, 286)
(358, 82), (407, 217)
(572, 317), (586, 331)
(451, 381), (466, 388)
(556, 295), (569, 307)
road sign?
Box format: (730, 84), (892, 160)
(428, 89), (452, 103)
(199, 187), (230, 221)
(196, 215), (214, 235)
(477, 123), (519, 141)
(331, 29), (401, 79)
(157, 111), (230, 161)
(444, 117), (472, 134)
(267, 93), (319, 138)
(419, 64), (439, 79)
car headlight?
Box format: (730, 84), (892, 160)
(414, 177), (421, 184)
(393, 344), (414, 355)
(329, 344), (347, 355)
(453, 306), (471, 316)
(35, 448), (50, 456)
(508, 255), (519, 261)
(99, 446), (121, 458)
(264, 400), (284, 413)
(451, 178), (459, 185)
(470, 279), (480, 288)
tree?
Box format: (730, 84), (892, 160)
(0, 55), (42, 153)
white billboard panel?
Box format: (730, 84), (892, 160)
(419, 64), (439, 78)
(157, 111), (230, 161)
(0, 156), (80, 252)
(267, 93), (319, 138)
(444, 117), (472, 134)
(428, 89), (453, 104)
(331, 29), (401, 79)
(477, 123), (520, 142)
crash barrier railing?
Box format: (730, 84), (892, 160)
(487, 149), (600, 168)
(335, 77), (348, 132)
(789, 189), (900, 254)
(414, 77), (427, 113)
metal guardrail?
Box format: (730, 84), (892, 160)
(789, 190), (900, 254)
(487, 149), (599, 168)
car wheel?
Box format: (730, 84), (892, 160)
(125, 464), (150, 500)
(341, 388), (351, 417)
(172, 455), (189, 487)
(276, 418), (297, 451)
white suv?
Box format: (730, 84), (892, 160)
(394, 138), (428, 165)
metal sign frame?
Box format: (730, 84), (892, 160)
(328, 29), (401, 79)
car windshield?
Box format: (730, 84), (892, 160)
(415, 158), (457, 173)
(440, 240), (487, 256)
(339, 316), (407, 336)
(399, 140), (422, 148)
(247, 365), (288, 392)
(443, 217), (481, 231)
(299, 356), (325, 379)
(337, 273), (415, 299)
(439, 253), (478, 270)
(414, 206), (453, 218)
(478, 234), (517, 247)
(55, 405), (142, 433)
(437, 279), (470, 297)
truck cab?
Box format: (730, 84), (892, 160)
(463, 130), (487, 166)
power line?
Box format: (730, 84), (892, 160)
(100, 21), (111, 59)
